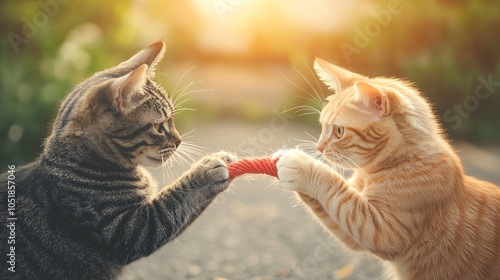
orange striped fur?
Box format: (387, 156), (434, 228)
(275, 59), (500, 279)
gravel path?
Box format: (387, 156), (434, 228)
(121, 122), (500, 280)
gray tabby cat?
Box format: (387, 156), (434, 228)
(0, 41), (236, 280)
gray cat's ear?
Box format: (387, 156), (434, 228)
(119, 41), (165, 78)
(109, 64), (148, 114)
(314, 58), (362, 93)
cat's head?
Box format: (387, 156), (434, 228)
(47, 41), (181, 168)
(314, 59), (441, 170)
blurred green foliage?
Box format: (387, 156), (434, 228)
(287, 0), (500, 143)
(0, 1), (142, 167)
(349, 0), (500, 143)
(1, 0), (499, 169)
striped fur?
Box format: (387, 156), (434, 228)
(0, 41), (235, 280)
(276, 60), (500, 279)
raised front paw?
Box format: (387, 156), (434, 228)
(192, 152), (237, 194)
(211, 151), (237, 164)
(273, 149), (317, 192)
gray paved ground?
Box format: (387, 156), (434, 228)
(121, 122), (500, 280)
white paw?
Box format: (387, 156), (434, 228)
(272, 149), (289, 160)
(274, 149), (315, 192)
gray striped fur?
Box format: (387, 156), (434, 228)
(0, 41), (235, 280)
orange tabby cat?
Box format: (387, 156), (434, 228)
(274, 59), (500, 279)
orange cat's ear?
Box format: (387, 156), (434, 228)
(314, 58), (363, 93)
(354, 81), (390, 120)
(119, 40), (166, 78)
(109, 64), (148, 114)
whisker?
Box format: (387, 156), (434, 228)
(176, 129), (207, 161)
(301, 57), (327, 102)
(173, 107), (195, 115)
(162, 154), (175, 183)
(294, 141), (316, 148)
(284, 75), (323, 109)
(178, 146), (205, 160)
(160, 128), (208, 182)
(294, 95), (324, 110)
(172, 87), (213, 115)
(178, 140), (206, 152)
(294, 106), (321, 113)
(283, 105), (321, 117)
(167, 68), (212, 120)
(181, 128), (196, 137)
(180, 88), (213, 95)
(171, 81), (196, 107)
(179, 142), (206, 152)
(337, 153), (368, 176)
(303, 131), (319, 142)
(173, 85), (211, 105)
(293, 64), (326, 108)
(297, 146), (322, 160)
(172, 81), (210, 106)
(291, 139), (317, 147)
(337, 157), (349, 177)
(171, 65), (198, 99)
(173, 149), (194, 166)
(161, 155), (166, 183)
(172, 102), (194, 115)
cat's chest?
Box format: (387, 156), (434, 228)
(134, 166), (159, 198)
(348, 173), (371, 193)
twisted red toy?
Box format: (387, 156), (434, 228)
(227, 157), (279, 180)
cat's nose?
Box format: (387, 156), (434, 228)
(174, 138), (181, 148)
(316, 145), (324, 153)
(171, 129), (181, 148)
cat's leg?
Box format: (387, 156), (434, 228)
(297, 192), (366, 251)
(280, 152), (365, 250)
(276, 150), (412, 260)
(95, 152), (236, 265)
(275, 150), (364, 250)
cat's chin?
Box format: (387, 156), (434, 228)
(136, 154), (167, 168)
(331, 162), (354, 171)
(322, 155), (354, 170)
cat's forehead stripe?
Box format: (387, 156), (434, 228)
(321, 103), (337, 125)
(165, 100), (174, 118)
(144, 84), (174, 118)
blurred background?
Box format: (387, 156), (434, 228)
(1, 0), (499, 279)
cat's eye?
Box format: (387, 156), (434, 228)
(334, 125), (345, 139)
(154, 121), (169, 134)
(153, 123), (163, 133)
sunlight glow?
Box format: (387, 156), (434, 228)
(190, 0), (360, 54)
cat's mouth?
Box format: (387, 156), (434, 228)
(159, 148), (176, 154)
(147, 155), (163, 163)
(159, 148), (176, 159)
(323, 151), (343, 165)
(323, 151), (357, 170)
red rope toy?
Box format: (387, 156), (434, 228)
(227, 157), (279, 180)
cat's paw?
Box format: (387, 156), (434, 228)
(191, 152), (237, 194)
(273, 149), (317, 192)
(211, 151), (237, 164)
(196, 157), (229, 183)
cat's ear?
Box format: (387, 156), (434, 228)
(119, 40), (165, 78)
(314, 58), (363, 93)
(353, 81), (390, 120)
(109, 64), (148, 114)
